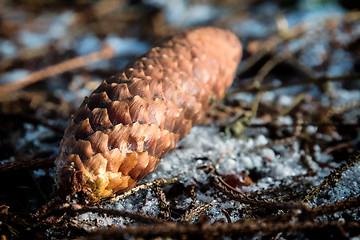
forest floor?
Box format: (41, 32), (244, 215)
(0, 0), (360, 239)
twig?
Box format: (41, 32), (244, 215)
(0, 46), (115, 97)
(155, 186), (171, 220)
(40, 205), (163, 224)
(0, 46), (51, 72)
(212, 174), (308, 211)
(188, 185), (197, 210)
(0, 156), (55, 172)
(300, 142), (316, 175)
(221, 209), (232, 223)
(245, 175), (314, 202)
(224, 92), (261, 138)
(83, 219), (360, 239)
(323, 140), (354, 155)
(181, 185), (213, 222)
(328, 99), (360, 116)
(312, 195), (360, 216)
(248, 136), (297, 153)
(236, 50), (269, 77)
(252, 53), (288, 88)
(276, 94), (305, 118)
(107, 176), (180, 203)
(249, 122), (359, 129)
(228, 73), (360, 95)
(303, 153), (360, 202)
(180, 202), (213, 223)
(250, 113), (303, 153)
(215, 148), (233, 167)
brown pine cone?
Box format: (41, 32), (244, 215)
(55, 27), (242, 202)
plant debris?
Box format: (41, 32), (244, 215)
(0, 0), (359, 239)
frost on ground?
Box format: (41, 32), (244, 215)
(72, 8), (360, 229)
(1, 0), (360, 239)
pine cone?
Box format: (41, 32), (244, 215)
(55, 27), (242, 202)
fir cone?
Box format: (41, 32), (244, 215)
(55, 27), (242, 202)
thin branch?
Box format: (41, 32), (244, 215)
(248, 136), (297, 153)
(329, 99), (360, 116)
(155, 186), (171, 220)
(221, 209), (232, 223)
(83, 220), (360, 239)
(276, 94), (305, 118)
(0, 46), (115, 97)
(252, 53), (288, 88)
(312, 195), (360, 216)
(303, 153), (360, 202)
(40, 205), (164, 224)
(181, 202), (213, 222)
(211, 174), (308, 211)
(0, 156), (55, 172)
(107, 176), (180, 203)
(228, 73), (360, 95)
